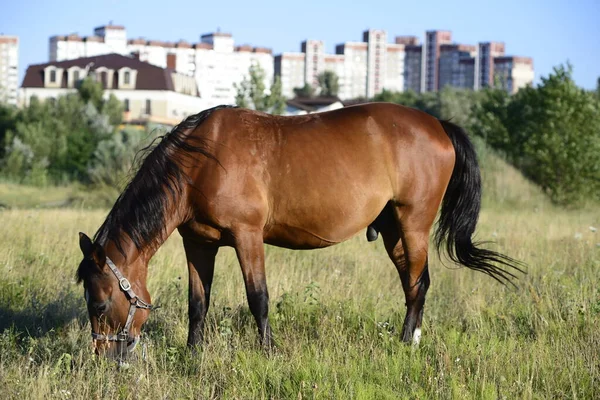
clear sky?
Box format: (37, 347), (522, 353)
(2, 0), (598, 90)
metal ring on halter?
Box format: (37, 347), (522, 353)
(119, 277), (131, 291)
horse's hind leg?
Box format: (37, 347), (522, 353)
(379, 204), (432, 344)
(232, 229), (274, 348)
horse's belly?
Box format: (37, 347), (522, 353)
(263, 224), (342, 249)
(264, 194), (388, 250)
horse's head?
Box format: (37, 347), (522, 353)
(77, 233), (154, 360)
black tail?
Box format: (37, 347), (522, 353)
(435, 120), (525, 286)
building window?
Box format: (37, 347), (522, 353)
(124, 99), (130, 112)
(49, 70), (56, 83)
(73, 70), (80, 83)
(145, 99), (152, 115)
(124, 71), (130, 85)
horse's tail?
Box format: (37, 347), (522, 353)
(435, 119), (524, 285)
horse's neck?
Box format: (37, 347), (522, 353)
(106, 193), (190, 269)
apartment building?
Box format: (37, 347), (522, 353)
(403, 44), (422, 93)
(275, 29), (406, 100)
(0, 35), (19, 105)
(421, 30), (452, 92)
(493, 56), (534, 94)
(49, 25), (273, 107)
(47, 25), (534, 105)
(475, 42), (505, 89)
(438, 44), (476, 89)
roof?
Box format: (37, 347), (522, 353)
(21, 53), (192, 92)
(494, 56), (533, 65)
(286, 96), (343, 112)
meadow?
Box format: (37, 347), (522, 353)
(0, 150), (598, 399)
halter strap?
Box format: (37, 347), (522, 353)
(91, 256), (155, 344)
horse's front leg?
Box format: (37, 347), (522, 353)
(232, 229), (274, 349)
(183, 239), (218, 348)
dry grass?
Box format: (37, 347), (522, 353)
(0, 150), (598, 399)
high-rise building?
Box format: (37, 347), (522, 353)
(421, 30), (452, 92)
(335, 41), (368, 99)
(274, 52), (306, 98)
(276, 29), (406, 100)
(493, 56), (534, 94)
(438, 44), (476, 89)
(403, 43), (422, 93)
(475, 42), (505, 89)
(363, 29), (387, 98)
(0, 35), (19, 105)
(458, 58), (476, 89)
(49, 26), (273, 108)
(302, 40), (325, 88)
(46, 25), (534, 107)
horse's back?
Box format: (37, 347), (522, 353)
(184, 103), (454, 248)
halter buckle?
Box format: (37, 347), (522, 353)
(119, 277), (131, 291)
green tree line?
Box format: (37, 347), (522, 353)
(373, 64), (600, 205)
(0, 78), (156, 187)
(1, 64), (598, 206)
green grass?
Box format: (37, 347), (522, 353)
(0, 150), (599, 398)
(0, 182), (119, 209)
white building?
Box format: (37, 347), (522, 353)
(276, 30), (406, 101)
(49, 26), (273, 108)
(274, 52), (306, 98)
(0, 35), (19, 105)
(21, 54), (208, 125)
(335, 41), (368, 100)
(494, 56), (534, 94)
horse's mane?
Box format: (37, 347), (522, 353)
(91, 104), (235, 261)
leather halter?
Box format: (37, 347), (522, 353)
(91, 257), (155, 344)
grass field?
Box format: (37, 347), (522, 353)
(0, 151), (598, 399)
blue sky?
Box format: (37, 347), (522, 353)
(2, 0), (598, 89)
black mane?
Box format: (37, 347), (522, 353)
(92, 105), (235, 260)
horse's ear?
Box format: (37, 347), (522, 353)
(79, 232), (106, 268)
(92, 243), (106, 268)
(79, 232), (94, 258)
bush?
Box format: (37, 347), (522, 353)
(470, 65), (600, 205)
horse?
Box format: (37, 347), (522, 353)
(76, 103), (523, 359)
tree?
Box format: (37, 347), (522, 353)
(471, 64), (600, 205)
(78, 77), (104, 111)
(373, 89), (419, 109)
(317, 71), (339, 97)
(293, 83), (315, 98)
(0, 103), (18, 160)
(78, 77), (123, 126)
(234, 63), (286, 115)
(88, 126), (157, 188)
(1, 79), (120, 184)
(438, 86), (483, 128)
(266, 76), (286, 115)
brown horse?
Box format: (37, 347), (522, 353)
(77, 103), (522, 359)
